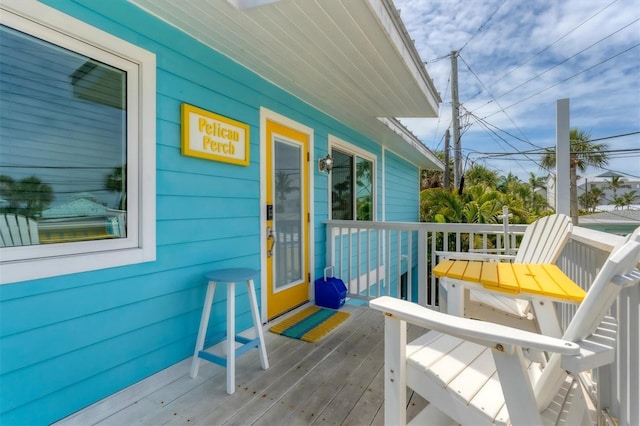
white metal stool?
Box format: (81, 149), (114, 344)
(189, 268), (269, 394)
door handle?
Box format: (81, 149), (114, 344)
(267, 226), (275, 258)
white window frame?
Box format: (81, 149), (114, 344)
(0, 1), (156, 284)
(328, 135), (376, 222)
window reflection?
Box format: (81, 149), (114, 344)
(0, 25), (127, 245)
(330, 148), (373, 221)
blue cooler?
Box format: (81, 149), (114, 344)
(315, 266), (347, 309)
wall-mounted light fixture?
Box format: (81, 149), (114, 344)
(318, 153), (333, 173)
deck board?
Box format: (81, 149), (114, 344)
(93, 304), (430, 425)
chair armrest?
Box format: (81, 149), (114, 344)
(435, 250), (516, 262)
(369, 296), (579, 356)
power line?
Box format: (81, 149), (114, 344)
(461, 110), (544, 174)
(458, 0), (509, 53)
(483, 42), (640, 119)
(458, 54), (541, 150)
(486, 17), (640, 106)
(466, 147), (640, 157)
(431, 75), (452, 151)
(482, 0), (621, 94)
(457, 130), (640, 177)
(590, 131), (640, 142)
(424, 53), (452, 64)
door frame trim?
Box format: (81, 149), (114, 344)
(259, 107), (314, 323)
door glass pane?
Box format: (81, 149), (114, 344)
(274, 140), (302, 289)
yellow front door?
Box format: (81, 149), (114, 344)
(265, 120), (310, 320)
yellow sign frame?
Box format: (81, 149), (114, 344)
(181, 103), (250, 166)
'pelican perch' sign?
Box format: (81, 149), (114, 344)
(181, 103), (250, 166)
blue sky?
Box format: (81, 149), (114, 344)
(394, 0), (640, 182)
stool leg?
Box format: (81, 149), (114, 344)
(226, 281), (236, 394)
(190, 281), (216, 378)
(247, 279), (269, 370)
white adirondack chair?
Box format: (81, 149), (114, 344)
(437, 214), (572, 332)
(371, 231), (640, 426)
(0, 213), (39, 247)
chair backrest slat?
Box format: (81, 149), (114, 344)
(514, 214), (572, 264)
(535, 230), (640, 408)
(0, 214), (39, 247)
(564, 236), (640, 341)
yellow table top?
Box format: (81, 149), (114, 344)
(433, 260), (586, 303)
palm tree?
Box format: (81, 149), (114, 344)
(0, 175), (19, 212)
(274, 171), (299, 213)
(463, 185), (504, 224)
(528, 172), (546, 190)
(105, 165), (126, 210)
(540, 128), (608, 224)
(586, 187), (604, 212)
(420, 188), (465, 223)
(465, 164), (499, 187)
(0, 175), (53, 218)
(607, 175), (624, 202)
(613, 195), (626, 210)
(622, 190), (638, 209)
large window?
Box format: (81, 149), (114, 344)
(0, 2), (156, 284)
(330, 140), (374, 221)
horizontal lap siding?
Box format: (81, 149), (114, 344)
(0, 2), (406, 425)
(2, 1), (269, 424)
(385, 151), (420, 222)
(385, 152), (420, 301)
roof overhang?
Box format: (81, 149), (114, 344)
(131, 0), (443, 170)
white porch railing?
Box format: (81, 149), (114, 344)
(557, 226), (638, 426)
(324, 220), (528, 307)
(323, 219), (639, 425)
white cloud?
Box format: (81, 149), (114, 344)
(394, 0), (640, 180)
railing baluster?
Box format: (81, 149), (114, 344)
(431, 229), (438, 307)
(386, 228), (391, 297)
(396, 230), (402, 299)
(418, 229), (426, 306)
(338, 227), (343, 289)
(366, 229), (371, 298)
(627, 285), (639, 426)
(356, 228), (361, 297)
(376, 229), (383, 297)
(347, 226), (352, 293)
(407, 231), (412, 302)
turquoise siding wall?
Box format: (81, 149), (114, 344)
(0, 1), (424, 424)
(385, 151), (420, 222)
(385, 151), (421, 299)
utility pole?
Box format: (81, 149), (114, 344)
(450, 51), (462, 190)
(556, 98), (570, 221)
(443, 129), (451, 189)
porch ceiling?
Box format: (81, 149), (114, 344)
(131, 0), (444, 169)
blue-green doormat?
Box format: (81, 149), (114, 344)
(269, 306), (350, 343)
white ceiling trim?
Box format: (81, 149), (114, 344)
(131, 0), (443, 169)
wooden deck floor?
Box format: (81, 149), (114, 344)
(92, 304), (428, 426)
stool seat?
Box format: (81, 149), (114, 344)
(205, 268), (258, 283)
(190, 267), (269, 394)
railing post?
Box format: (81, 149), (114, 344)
(384, 314), (407, 426)
(502, 205), (510, 254)
(418, 229), (427, 306)
(325, 223), (334, 272)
